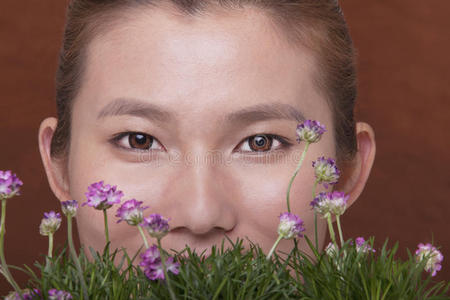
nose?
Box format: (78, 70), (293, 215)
(163, 150), (237, 235)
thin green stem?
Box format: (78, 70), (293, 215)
(48, 234), (54, 258)
(326, 215), (336, 246)
(266, 235), (283, 261)
(103, 209), (109, 245)
(312, 180), (318, 250)
(0, 199), (23, 298)
(157, 238), (177, 300)
(67, 216), (89, 300)
(286, 142), (310, 212)
(336, 215), (344, 248)
(138, 226), (149, 249)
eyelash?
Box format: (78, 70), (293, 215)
(110, 132), (292, 153)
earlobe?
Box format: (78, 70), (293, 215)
(337, 122), (376, 208)
(38, 117), (71, 202)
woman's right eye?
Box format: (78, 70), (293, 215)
(111, 132), (164, 151)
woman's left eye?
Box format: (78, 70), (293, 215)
(236, 134), (290, 153)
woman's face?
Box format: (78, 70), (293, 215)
(67, 6), (335, 255)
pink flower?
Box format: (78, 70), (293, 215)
(39, 211), (62, 236)
(311, 191), (349, 217)
(0, 170), (23, 199)
(296, 120), (326, 144)
(116, 199), (148, 226)
(140, 245), (180, 281)
(312, 157), (340, 188)
(415, 243), (443, 277)
(140, 214), (170, 239)
(83, 181), (123, 210)
(277, 212), (305, 239)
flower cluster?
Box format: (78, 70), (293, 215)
(354, 237), (375, 253)
(296, 120), (326, 143)
(277, 212), (305, 240)
(83, 181), (124, 210)
(0, 170), (23, 199)
(141, 214), (170, 239)
(4, 289), (40, 300)
(48, 289), (72, 300)
(116, 199), (148, 226)
(415, 243), (443, 277)
(311, 191), (349, 218)
(139, 245), (180, 280)
(39, 211), (62, 236)
(312, 157), (340, 188)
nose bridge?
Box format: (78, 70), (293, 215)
(166, 148), (236, 235)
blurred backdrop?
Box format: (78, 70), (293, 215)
(1, 0), (449, 293)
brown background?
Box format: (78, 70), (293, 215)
(0, 0), (449, 293)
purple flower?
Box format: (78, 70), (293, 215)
(61, 200), (78, 217)
(140, 214), (170, 239)
(311, 191), (349, 217)
(39, 211), (62, 236)
(83, 181), (123, 210)
(140, 245), (180, 281)
(354, 237), (375, 253)
(312, 157), (340, 188)
(116, 199), (148, 226)
(5, 289), (40, 300)
(0, 170), (23, 199)
(415, 243), (443, 277)
(277, 212), (305, 239)
(48, 289), (72, 300)
(296, 120), (326, 144)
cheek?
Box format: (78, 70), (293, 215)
(230, 160), (315, 243)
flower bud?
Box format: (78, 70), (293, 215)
(325, 242), (339, 257)
(312, 157), (340, 188)
(39, 211), (62, 236)
(61, 200), (78, 217)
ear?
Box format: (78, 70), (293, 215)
(335, 122), (376, 209)
(38, 117), (71, 202)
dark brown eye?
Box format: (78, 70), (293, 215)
(248, 135), (272, 152)
(129, 133), (152, 149)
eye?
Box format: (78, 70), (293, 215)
(112, 132), (164, 151)
(237, 134), (289, 153)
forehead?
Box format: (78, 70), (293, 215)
(77, 5), (329, 122)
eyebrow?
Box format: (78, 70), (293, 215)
(97, 98), (305, 125)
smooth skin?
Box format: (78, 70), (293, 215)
(39, 5), (375, 257)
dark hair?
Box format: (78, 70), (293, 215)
(51, 0), (357, 163)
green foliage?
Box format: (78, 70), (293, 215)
(10, 237), (449, 300)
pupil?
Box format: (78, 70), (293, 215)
(129, 133), (152, 149)
(255, 136), (266, 146)
(135, 134), (146, 144)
